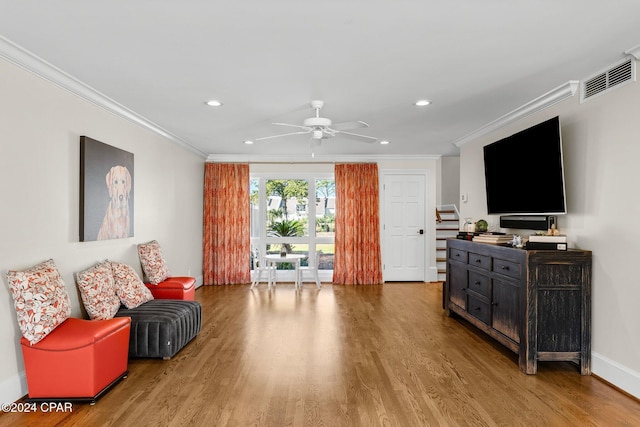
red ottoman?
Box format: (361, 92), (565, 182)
(21, 317), (131, 403)
(144, 276), (195, 300)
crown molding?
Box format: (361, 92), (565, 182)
(453, 80), (579, 148)
(0, 35), (208, 158)
(624, 43), (640, 60)
(206, 153), (441, 163)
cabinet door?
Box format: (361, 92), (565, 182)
(448, 263), (467, 309)
(537, 289), (581, 352)
(533, 260), (586, 353)
(492, 278), (520, 343)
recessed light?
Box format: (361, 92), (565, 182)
(206, 99), (223, 107)
(243, 140), (254, 145)
(415, 99), (431, 107)
(379, 140), (390, 145)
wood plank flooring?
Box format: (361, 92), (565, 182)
(3, 282), (640, 426)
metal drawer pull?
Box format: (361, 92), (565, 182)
(474, 281), (481, 285)
(502, 265), (509, 270)
(476, 259), (482, 263)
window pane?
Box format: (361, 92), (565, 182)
(251, 173), (334, 277)
(316, 244), (334, 271)
(250, 178), (260, 238)
(265, 179), (309, 237)
(315, 179), (335, 238)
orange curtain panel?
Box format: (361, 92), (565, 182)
(333, 163), (383, 285)
(203, 163), (251, 285)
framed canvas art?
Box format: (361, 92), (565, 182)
(80, 136), (134, 241)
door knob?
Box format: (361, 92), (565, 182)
(418, 229), (424, 234)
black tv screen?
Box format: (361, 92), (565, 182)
(483, 116), (566, 215)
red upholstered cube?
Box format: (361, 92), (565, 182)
(144, 276), (195, 300)
(20, 317), (130, 401)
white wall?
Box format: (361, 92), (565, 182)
(458, 69), (640, 397)
(439, 156), (460, 209)
(0, 58), (204, 403)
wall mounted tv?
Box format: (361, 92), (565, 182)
(483, 116), (566, 216)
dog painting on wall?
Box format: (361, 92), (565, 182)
(96, 165), (132, 240)
(80, 136), (134, 241)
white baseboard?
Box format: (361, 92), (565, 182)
(0, 370), (27, 403)
(195, 274), (204, 288)
(592, 351), (640, 399)
(427, 266), (438, 282)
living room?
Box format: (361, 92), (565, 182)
(1, 2), (640, 424)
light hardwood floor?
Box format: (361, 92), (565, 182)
(4, 282), (640, 426)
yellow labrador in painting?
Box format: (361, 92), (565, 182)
(97, 165), (131, 240)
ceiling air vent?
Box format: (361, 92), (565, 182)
(581, 57), (635, 102)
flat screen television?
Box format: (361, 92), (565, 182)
(483, 116), (566, 215)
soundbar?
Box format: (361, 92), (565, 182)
(499, 215), (556, 231)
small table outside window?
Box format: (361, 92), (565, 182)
(265, 254), (306, 288)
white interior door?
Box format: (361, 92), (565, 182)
(383, 173), (426, 281)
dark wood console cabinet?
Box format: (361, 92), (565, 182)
(444, 239), (591, 375)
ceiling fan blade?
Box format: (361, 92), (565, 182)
(253, 130), (311, 142)
(335, 130), (378, 143)
(330, 120), (369, 131)
(272, 122), (311, 131)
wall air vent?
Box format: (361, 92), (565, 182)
(581, 57), (635, 102)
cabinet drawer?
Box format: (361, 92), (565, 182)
(467, 295), (491, 324)
(469, 253), (490, 270)
(493, 258), (521, 279)
(449, 248), (467, 263)
(468, 271), (490, 298)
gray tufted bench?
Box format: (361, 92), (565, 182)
(115, 299), (201, 359)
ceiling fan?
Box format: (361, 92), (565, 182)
(248, 100), (378, 150)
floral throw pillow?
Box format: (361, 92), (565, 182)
(6, 259), (72, 345)
(76, 261), (121, 320)
(111, 262), (154, 309)
(137, 240), (171, 285)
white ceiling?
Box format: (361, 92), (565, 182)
(1, 1), (640, 160)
